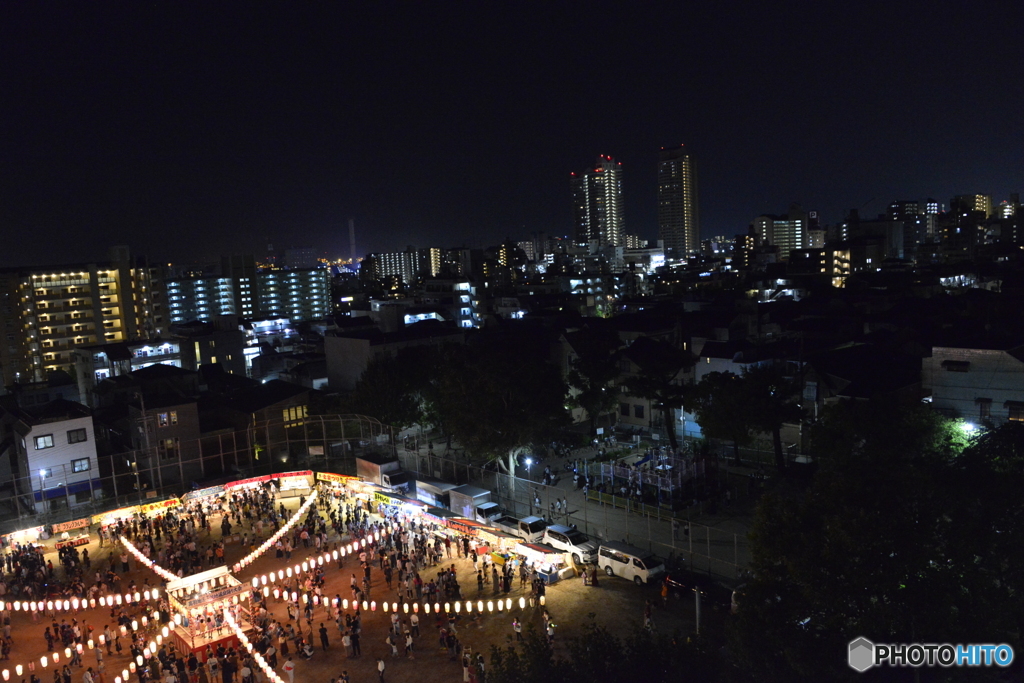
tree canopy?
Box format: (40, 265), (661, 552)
(730, 402), (1024, 681)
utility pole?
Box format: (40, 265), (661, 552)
(135, 393), (150, 502)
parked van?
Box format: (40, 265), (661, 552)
(597, 541), (665, 585)
(543, 524), (598, 565)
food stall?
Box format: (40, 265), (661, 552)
(514, 542), (566, 584)
(165, 566), (250, 656)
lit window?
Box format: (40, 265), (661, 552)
(71, 457), (90, 472)
(35, 434), (54, 450)
(67, 428), (87, 444)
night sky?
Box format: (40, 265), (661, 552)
(2, 2), (1022, 267)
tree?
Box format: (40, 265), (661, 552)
(347, 348), (427, 431)
(620, 337), (695, 450)
(730, 402), (1024, 681)
(430, 334), (570, 482)
(689, 371), (753, 463)
(740, 363), (803, 473)
(565, 333), (622, 436)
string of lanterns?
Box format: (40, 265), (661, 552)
(247, 526), (545, 617)
(232, 489), (320, 573)
(224, 611), (284, 683)
(0, 613), (170, 680)
(0, 588), (160, 617)
(120, 537), (178, 582)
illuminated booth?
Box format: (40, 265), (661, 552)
(165, 566), (250, 655)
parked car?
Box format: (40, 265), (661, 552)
(597, 541), (665, 585)
(542, 524), (598, 565)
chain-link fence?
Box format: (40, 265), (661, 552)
(0, 414), (393, 536)
(395, 445), (751, 583)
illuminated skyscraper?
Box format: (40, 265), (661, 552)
(657, 145), (699, 257)
(572, 155), (624, 248)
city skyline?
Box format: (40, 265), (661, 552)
(2, 3), (1022, 267)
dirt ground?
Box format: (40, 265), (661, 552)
(1, 496), (703, 683)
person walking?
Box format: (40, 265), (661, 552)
(319, 623), (330, 651)
(281, 659), (294, 683)
(375, 658), (385, 683)
(512, 618), (522, 642)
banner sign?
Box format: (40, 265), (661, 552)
(225, 471), (312, 490)
(316, 472), (358, 484)
(92, 506), (138, 525)
(139, 498), (181, 514)
(52, 518), (90, 533)
(182, 485), (224, 502)
(55, 536), (90, 550)
(183, 583), (249, 608)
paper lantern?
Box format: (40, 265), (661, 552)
(15, 665), (22, 676)
(87, 640), (94, 650)
(116, 595), (123, 605)
(465, 601), (472, 613)
(72, 598), (79, 609)
(52, 655), (59, 664)
(539, 595), (545, 606)
(273, 588), (280, 599)
(412, 602), (418, 613)
(115, 676), (121, 683)
(269, 571), (276, 582)
(39, 657), (47, 668)
(422, 603), (430, 614)
(129, 663), (136, 674)
(251, 577), (258, 588)
(302, 561), (308, 572)
(263, 587), (269, 597)
(371, 601), (377, 611)
(286, 568), (292, 578)
(487, 601), (493, 613)
(134, 592), (141, 602)
(50, 600), (56, 610)
(65, 648), (72, 659)
(453, 602), (460, 613)
(434, 602), (441, 613)
(3, 668), (10, 680)
(361, 601), (368, 611)
(403, 603), (409, 614)
(332, 551), (338, 560)
(477, 601), (484, 612)
(12, 603), (18, 612)
(131, 621), (138, 631)
(162, 625), (169, 637)
(444, 602), (450, 613)
(519, 597), (526, 609)
(152, 588), (159, 598)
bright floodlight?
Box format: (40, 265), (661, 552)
(961, 422), (977, 433)
(525, 458), (532, 466)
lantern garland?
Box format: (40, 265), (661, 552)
(231, 489), (319, 573)
(224, 611), (286, 683)
(120, 537), (178, 582)
(0, 590), (160, 617)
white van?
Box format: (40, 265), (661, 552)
(597, 541), (665, 585)
(543, 524), (598, 565)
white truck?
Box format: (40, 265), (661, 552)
(490, 515), (548, 543)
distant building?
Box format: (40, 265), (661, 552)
(72, 339), (183, 407)
(283, 247), (319, 270)
(0, 247), (165, 386)
(923, 343), (1024, 425)
(0, 399), (102, 514)
(753, 205), (809, 261)
(572, 156), (624, 248)
(166, 268), (330, 324)
(657, 145), (699, 257)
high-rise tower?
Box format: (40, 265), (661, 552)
(571, 155), (624, 248)
(657, 145), (699, 257)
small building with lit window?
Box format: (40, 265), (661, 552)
(923, 342), (1024, 425)
(0, 399), (102, 514)
(72, 339), (183, 407)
